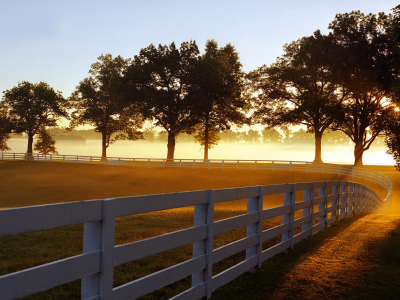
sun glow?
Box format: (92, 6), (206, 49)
(395, 107), (400, 112)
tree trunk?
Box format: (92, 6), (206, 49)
(313, 131), (323, 163)
(204, 125), (209, 162)
(27, 132), (34, 154)
(354, 140), (364, 167)
(101, 131), (107, 158)
(167, 132), (176, 160)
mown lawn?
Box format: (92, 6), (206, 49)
(0, 161), (395, 299)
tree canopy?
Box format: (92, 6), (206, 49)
(69, 54), (144, 158)
(329, 11), (395, 166)
(125, 41), (200, 159)
(249, 30), (346, 162)
(190, 40), (249, 160)
(1, 81), (67, 154)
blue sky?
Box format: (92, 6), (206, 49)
(0, 0), (398, 98)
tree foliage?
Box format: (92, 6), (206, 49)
(126, 41), (200, 159)
(1, 81), (67, 154)
(329, 11), (395, 166)
(0, 108), (11, 152)
(190, 40), (249, 160)
(70, 54), (144, 158)
(34, 129), (58, 154)
(250, 31), (346, 162)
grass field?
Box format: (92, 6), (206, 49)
(0, 161), (397, 299)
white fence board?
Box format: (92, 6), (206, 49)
(262, 205), (291, 220)
(214, 212), (258, 236)
(114, 225), (207, 266)
(261, 240), (291, 262)
(169, 283), (206, 300)
(0, 200), (102, 237)
(294, 200), (312, 211)
(112, 255), (206, 300)
(213, 234), (258, 263)
(0, 251), (101, 300)
(261, 223), (291, 241)
(210, 186), (259, 203)
(109, 190), (209, 218)
(211, 255), (258, 291)
(293, 229), (310, 245)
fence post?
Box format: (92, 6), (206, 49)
(339, 182), (346, 218)
(332, 182), (338, 223)
(306, 162), (308, 174)
(99, 199), (116, 299)
(301, 184), (312, 238)
(192, 202), (208, 291)
(318, 184), (325, 231)
(205, 191), (215, 299)
(63, 155), (65, 163)
(246, 189), (261, 272)
(281, 184), (295, 252)
(348, 185), (354, 217)
(81, 221), (102, 299)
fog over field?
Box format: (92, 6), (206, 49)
(7, 138), (394, 165)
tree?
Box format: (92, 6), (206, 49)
(0, 108), (11, 152)
(194, 125), (220, 150)
(261, 128), (282, 143)
(190, 40), (249, 160)
(250, 31), (346, 162)
(392, 5), (400, 98)
(126, 41), (200, 159)
(70, 54), (144, 158)
(34, 129), (58, 154)
(329, 11), (395, 167)
(385, 109), (400, 170)
(1, 81), (67, 154)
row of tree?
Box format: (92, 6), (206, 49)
(1, 8), (400, 167)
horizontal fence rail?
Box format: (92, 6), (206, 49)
(0, 152), (394, 195)
(0, 154), (393, 299)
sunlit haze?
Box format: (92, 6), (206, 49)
(1, 0), (398, 162)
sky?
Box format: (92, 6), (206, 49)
(0, 0), (398, 99)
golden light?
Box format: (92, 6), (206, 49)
(395, 107), (400, 112)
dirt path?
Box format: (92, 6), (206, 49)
(269, 214), (400, 300)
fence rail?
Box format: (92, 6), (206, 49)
(0, 153), (393, 300)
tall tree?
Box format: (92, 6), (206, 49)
(329, 11), (395, 167)
(1, 81), (67, 154)
(0, 108), (11, 152)
(70, 54), (144, 158)
(392, 5), (400, 98)
(249, 31), (346, 163)
(190, 40), (249, 160)
(126, 41), (200, 159)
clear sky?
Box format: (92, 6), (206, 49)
(0, 0), (398, 98)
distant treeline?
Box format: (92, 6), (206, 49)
(36, 127), (385, 147)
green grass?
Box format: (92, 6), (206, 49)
(0, 161), (397, 299)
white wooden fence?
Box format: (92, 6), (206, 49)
(0, 155), (393, 300)
(0, 152), (393, 192)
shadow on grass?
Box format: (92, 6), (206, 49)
(347, 217), (400, 300)
(211, 214), (370, 300)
